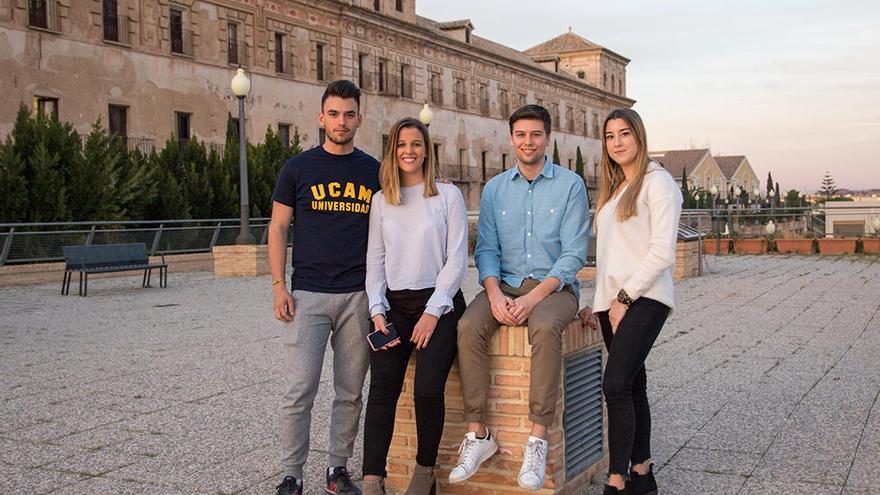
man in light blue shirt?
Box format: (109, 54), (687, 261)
(449, 105), (590, 490)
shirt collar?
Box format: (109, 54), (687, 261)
(510, 156), (556, 181)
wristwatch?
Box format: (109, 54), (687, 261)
(616, 289), (634, 307)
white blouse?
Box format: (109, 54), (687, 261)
(366, 182), (468, 318)
(593, 162), (683, 312)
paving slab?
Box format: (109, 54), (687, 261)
(1, 255), (879, 494)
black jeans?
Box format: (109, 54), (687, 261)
(597, 297), (669, 476)
(362, 288), (466, 477)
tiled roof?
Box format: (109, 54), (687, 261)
(714, 155), (746, 179)
(524, 31), (600, 55)
(437, 19), (473, 30)
(648, 149), (710, 179)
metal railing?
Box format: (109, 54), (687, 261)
(228, 40), (249, 67)
(171, 29), (194, 57)
(440, 163), (478, 183)
(103, 14), (131, 44)
(0, 219), (286, 266)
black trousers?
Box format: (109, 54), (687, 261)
(596, 297), (669, 476)
(362, 288), (466, 477)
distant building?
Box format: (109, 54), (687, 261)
(714, 155), (760, 197)
(824, 200), (880, 237)
(649, 149), (727, 197)
(0, 0), (634, 208)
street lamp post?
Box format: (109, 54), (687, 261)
(710, 184), (720, 254)
(231, 68), (255, 245)
(419, 103), (434, 127)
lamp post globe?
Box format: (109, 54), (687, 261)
(766, 220), (776, 236)
(231, 68), (255, 245)
(710, 184), (718, 197)
(418, 103), (434, 127)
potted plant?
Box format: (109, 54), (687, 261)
(733, 221), (771, 254)
(817, 235), (858, 254)
(863, 217), (880, 254)
(702, 232), (730, 255)
(776, 231), (816, 254)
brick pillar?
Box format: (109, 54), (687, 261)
(212, 245), (270, 277)
(385, 319), (607, 494)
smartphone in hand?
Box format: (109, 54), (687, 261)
(367, 322), (400, 351)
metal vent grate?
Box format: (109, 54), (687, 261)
(563, 346), (604, 479)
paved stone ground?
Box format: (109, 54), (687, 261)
(1, 255), (879, 494)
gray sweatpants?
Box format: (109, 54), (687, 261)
(280, 289), (371, 479)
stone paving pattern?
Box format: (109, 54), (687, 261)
(1, 255), (879, 494)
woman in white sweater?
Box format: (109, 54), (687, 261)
(361, 118), (468, 495)
(592, 108), (682, 495)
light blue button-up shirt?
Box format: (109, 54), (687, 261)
(475, 156), (590, 293)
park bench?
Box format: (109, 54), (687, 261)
(62, 243), (167, 296)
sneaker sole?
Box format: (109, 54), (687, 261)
(517, 475), (545, 491)
(448, 442), (499, 484)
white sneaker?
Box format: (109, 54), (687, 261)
(517, 436), (548, 491)
(448, 430), (498, 484)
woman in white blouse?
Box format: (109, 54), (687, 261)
(361, 117), (468, 495)
(592, 109), (682, 495)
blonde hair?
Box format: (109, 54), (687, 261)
(379, 118), (438, 206)
(595, 108), (650, 228)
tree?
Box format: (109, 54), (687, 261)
(785, 189), (801, 207)
(68, 120), (125, 220)
(820, 170), (838, 202)
(575, 146), (585, 182)
(0, 137), (28, 222)
(681, 167), (693, 209)
(766, 171), (774, 197)
(775, 182), (781, 203)
(27, 142), (68, 222)
(552, 140), (560, 165)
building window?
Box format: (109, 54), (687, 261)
(499, 89), (509, 118)
(278, 123), (290, 149)
(34, 96), (58, 118)
(536, 97), (543, 107)
(316, 43), (325, 81)
(378, 59), (387, 92)
(619, 79), (623, 94)
(433, 143), (441, 166)
(611, 74), (615, 93)
(319, 128), (327, 146)
(478, 84), (489, 115)
(382, 134), (389, 155)
(517, 92), (526, 107)
(465, 29), (471, 44)
(592, 112), (599, 138)
(454, 78), (466, 109)
(108, 104), (127, 138)
(170, 8), (192, 56)
(102, 0), (120, 42)
(395, 0), (402, 12)
(566, 106), (574, 133)
(603, 72), (607, 89)
(501, 153), (508, 171)
(275, 33), (287, 74)
(174, 111), (191, 144)
(373, 0), (380, 11)
(227, 23), (239, 65)
(581, 109), (588, 136)
(358, 53), (368, 89)
(481, 151), (487, 182)
(28, 0), (59, 31)
(429, 72), (443, 105)
(568, 158), (573, 170)
(577, 70), (585, 79)
(400, 64), (412, 98)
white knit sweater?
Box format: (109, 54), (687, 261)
(592, 162), (683, 312)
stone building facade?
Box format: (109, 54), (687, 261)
(1, 0), (633, 208)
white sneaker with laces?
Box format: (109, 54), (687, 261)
(448, 431), (498, 484)
(517, 436), (548, 491)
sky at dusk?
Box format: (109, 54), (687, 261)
(416, 0), (880, 192)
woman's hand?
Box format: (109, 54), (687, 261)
(411, 313), (439, 350)
(609, 300), (629, 334)
(578, 306), (600, 330)
(372, 314), (400, 350)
